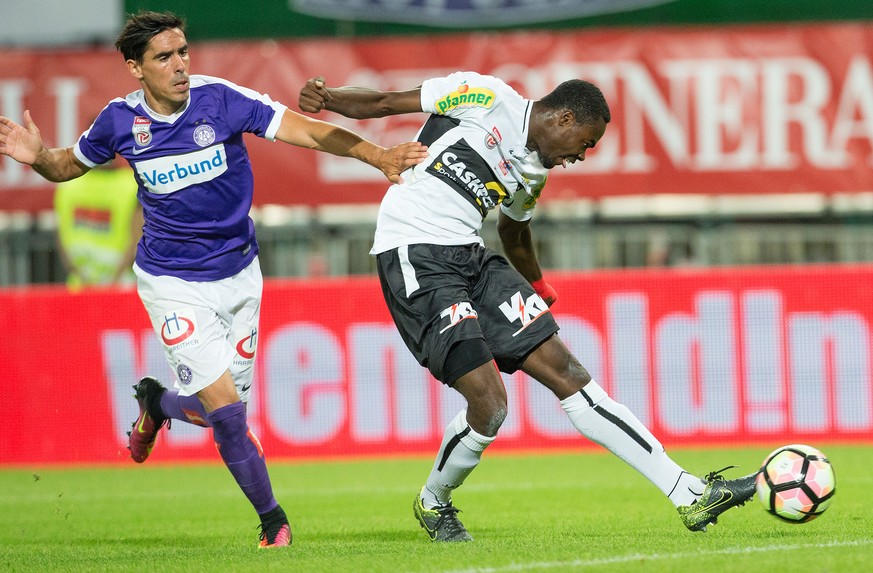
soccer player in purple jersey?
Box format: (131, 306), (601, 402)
(0, 11), (426, 549)
(298, 73), (758, 541)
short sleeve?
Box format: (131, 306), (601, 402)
(420, 71), (504, 119)
(500, 191), (537, 222)
(74, 105), (119, 167)
(202, 76), (287, 141)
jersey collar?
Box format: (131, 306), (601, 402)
(126, 89), (191, 124)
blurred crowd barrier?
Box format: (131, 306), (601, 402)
(4, 194), (873, 286)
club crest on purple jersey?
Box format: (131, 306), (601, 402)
(193, 124), (216, 147)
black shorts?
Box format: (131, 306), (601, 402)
(376, 243), (559, 383)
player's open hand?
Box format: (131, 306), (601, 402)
(299, 76), (331, 114)
(0, 110), (44, 165)
(377, 141), (428, 184)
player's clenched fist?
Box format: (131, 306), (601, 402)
(299, 77), (331, 113)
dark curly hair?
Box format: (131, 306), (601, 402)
(539, 80), (611, 125)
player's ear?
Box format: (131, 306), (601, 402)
(126, 59), (144, 81)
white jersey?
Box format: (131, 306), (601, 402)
(371, 71), (545, 254)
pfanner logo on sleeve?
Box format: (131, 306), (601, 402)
(135, 144), (227, 195)
(436, 83), (496, 114)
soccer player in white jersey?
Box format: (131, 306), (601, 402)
(0, 11), (427, 549)
(298, 72), (758, 541)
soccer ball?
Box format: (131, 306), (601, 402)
(755, 444), (836, 523)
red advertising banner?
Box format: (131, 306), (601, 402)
(1, 23), (872, 212)
(1, 265), (871, 465)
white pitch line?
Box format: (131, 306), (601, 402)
(443, 539), (873, 573)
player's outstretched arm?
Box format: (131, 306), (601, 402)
(298, 77), (423, 119)
(275, 109), (428, 183)
(0, 111), (88, 182)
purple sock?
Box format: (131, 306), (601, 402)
(160, 390), (210, 427)
(207, 402), (278, 515)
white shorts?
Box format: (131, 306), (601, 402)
(134, 257), (262, 402)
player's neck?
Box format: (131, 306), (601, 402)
(142, 92), (188, 118)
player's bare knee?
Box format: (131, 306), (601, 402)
(483, 405), (507, 436)
(570, 358), (592, 390)
(465, 392), (507, 437)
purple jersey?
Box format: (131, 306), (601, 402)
(73, 75), (286, 281)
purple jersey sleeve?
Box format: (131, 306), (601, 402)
(75, 101), (126, 167)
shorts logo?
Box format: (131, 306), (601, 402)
(235, 328), (257, 360)
(160, 310), (196, 346)
(499, 292), (550, 336)
(193, 124), (216, 147)
(176, 363), (193, 386)
(439, 302), (478, 334)
(132, 116), (153, 147)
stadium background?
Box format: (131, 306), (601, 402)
(1, 0), (873, 464)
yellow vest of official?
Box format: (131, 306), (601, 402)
(54, 168), (139, 288)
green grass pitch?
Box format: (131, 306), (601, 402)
(1, 444), (870, 572)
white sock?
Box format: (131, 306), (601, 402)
(561, 380), (704, 508)
(421, 409), (494, 508)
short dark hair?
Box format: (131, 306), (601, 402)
(115, 11), (186, 63)
(539, 80), (611, 125)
